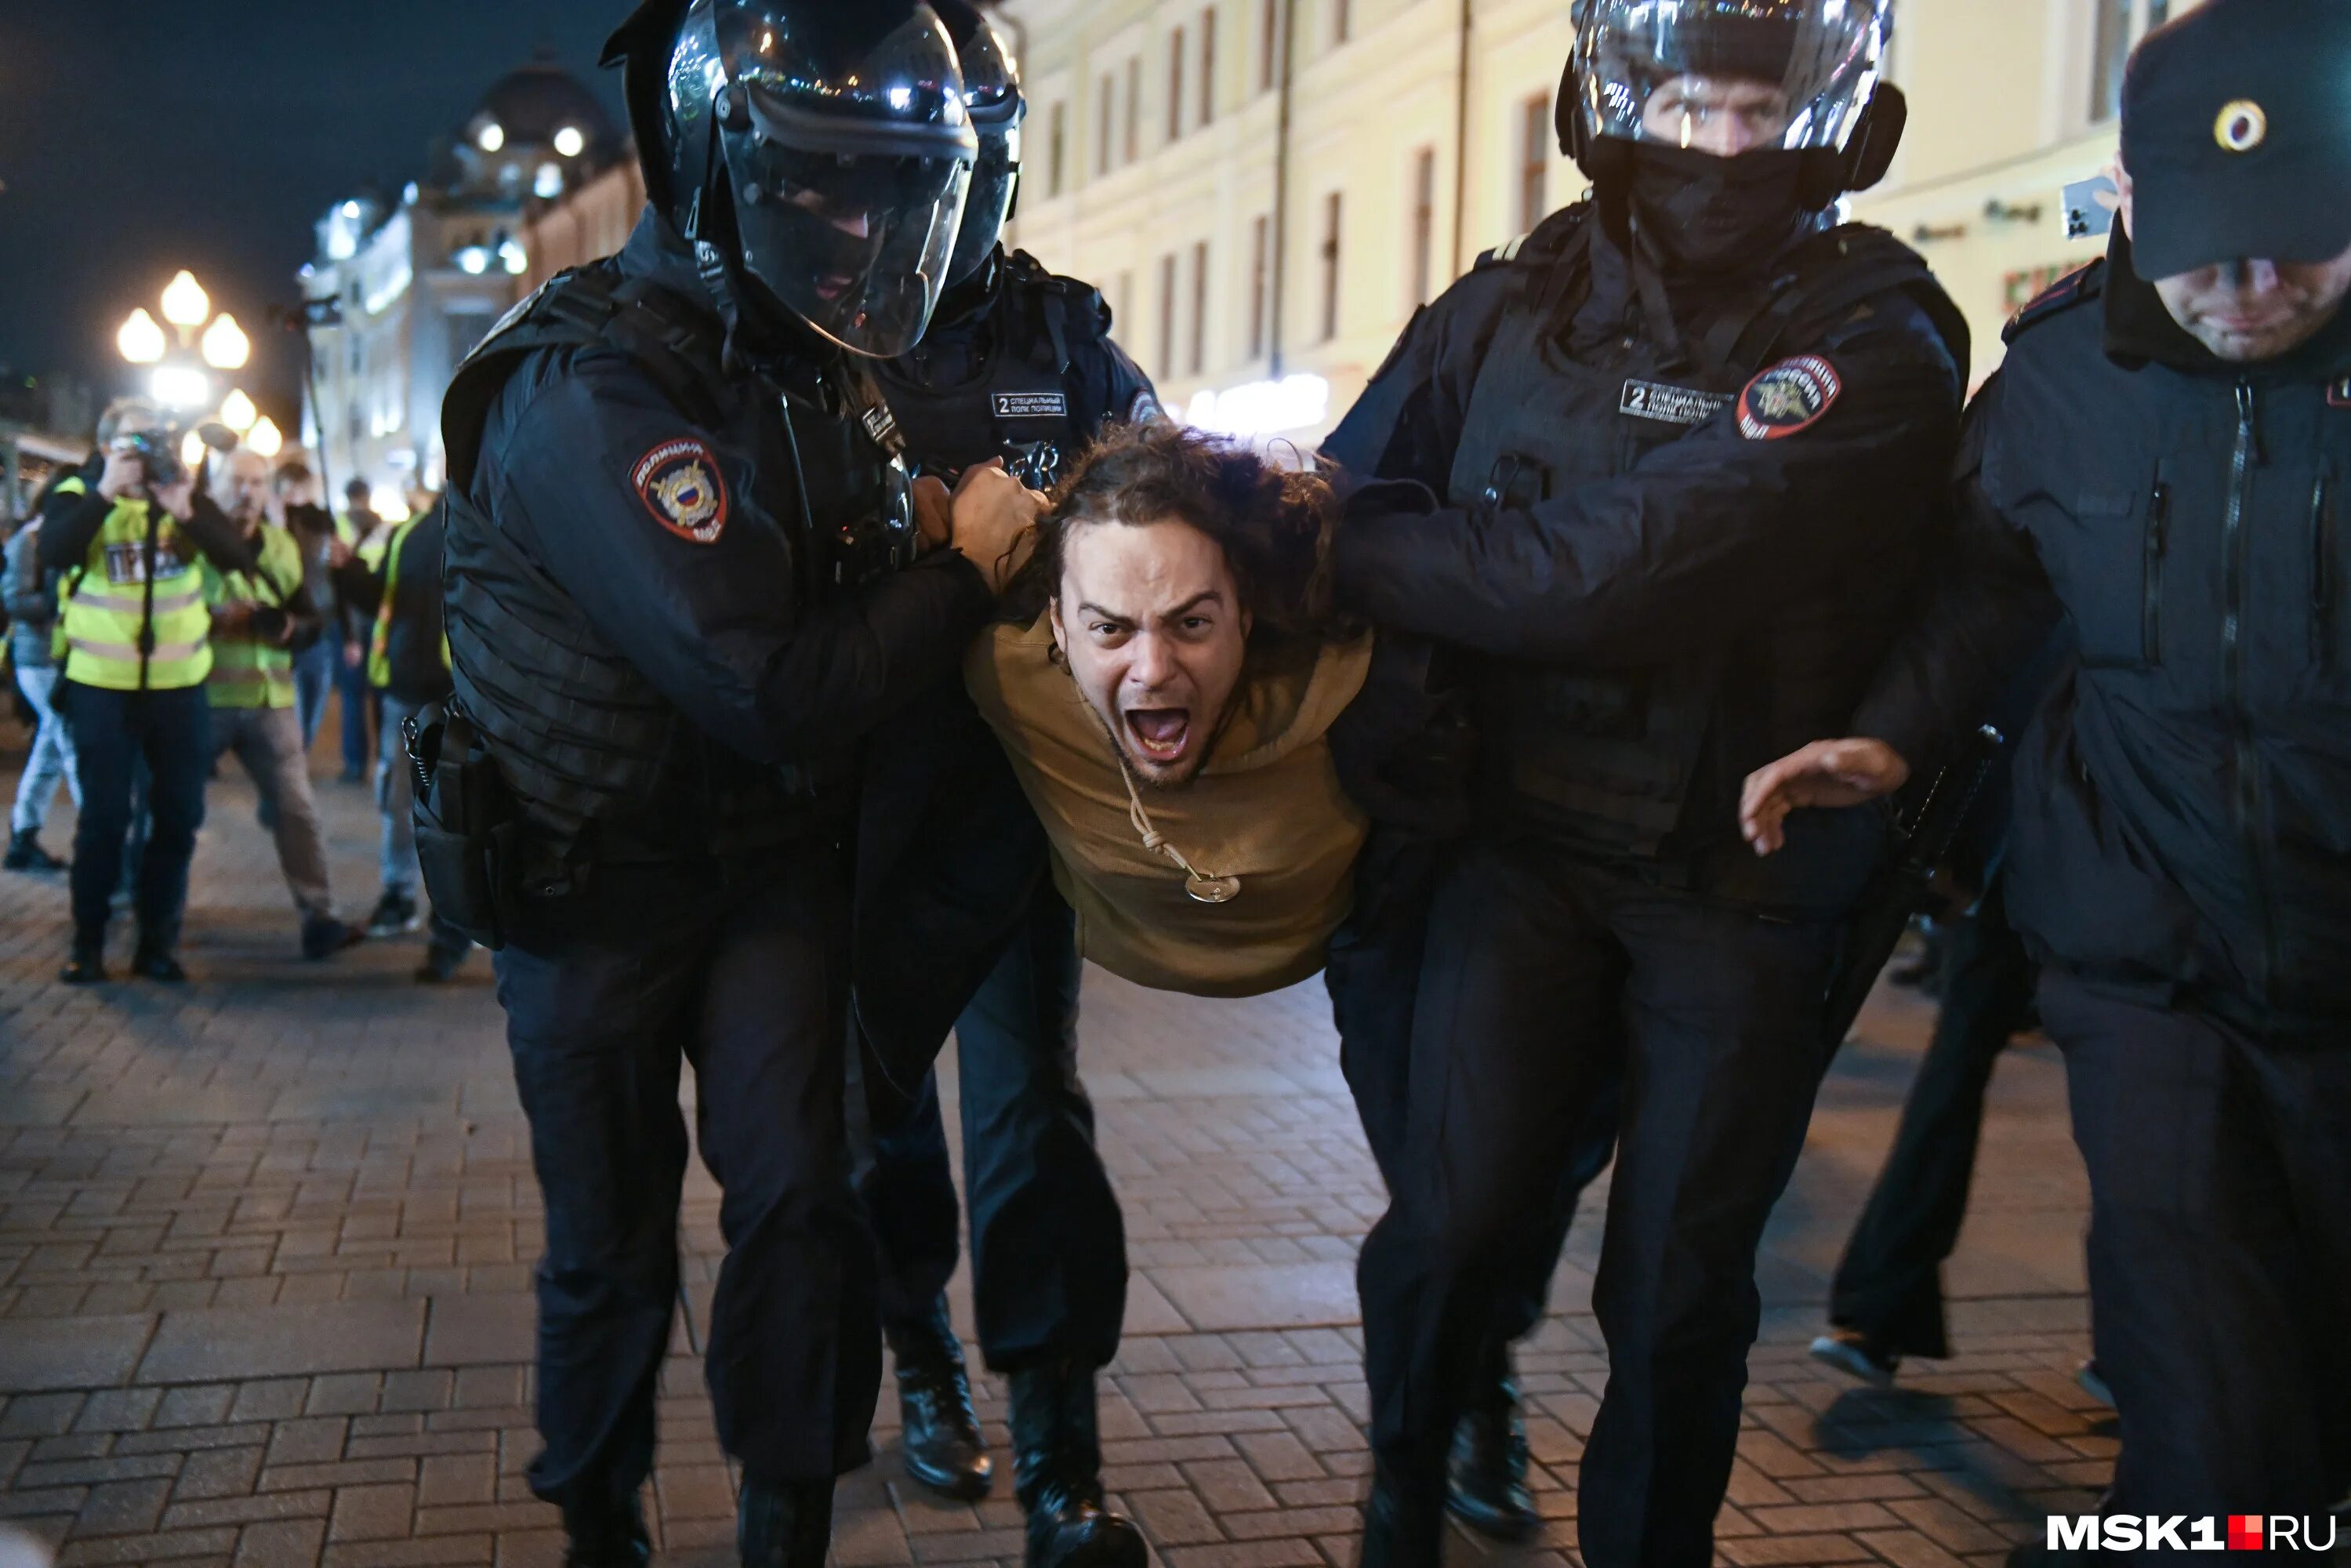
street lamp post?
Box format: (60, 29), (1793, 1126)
(117, 270), (259, 429)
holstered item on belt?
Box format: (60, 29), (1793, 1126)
(405, 701), (523, 951)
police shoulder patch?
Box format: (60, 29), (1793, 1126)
(1737, 356), (1842, 441)
(632, 437), (728, 543)
(1130, 390), (1166, 424)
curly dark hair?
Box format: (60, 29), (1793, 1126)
(1007, 420), (1347, 662)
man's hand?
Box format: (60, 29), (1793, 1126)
(912, 474), (953, 553)
(152, 476), (196, 521)
(325, 535), (355, 569)
(212, 601), (256, 633)
(343, 640), (363, 670)
(1738, 739), (1912, 857)
(949, 462), (1044, 596)
(97, 449), (146, 501)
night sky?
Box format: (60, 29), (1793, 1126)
(0, 2), (629, 429)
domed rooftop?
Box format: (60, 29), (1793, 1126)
(466, 53), (618, 155)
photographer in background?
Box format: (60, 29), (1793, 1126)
(37, 397), (259, 983)
(272, 461), (344, 755)
(201, 448), (364, 960)
(4, 488), (78, 873)
(332, 488), (470, 980)
(331, 477), (383, 783)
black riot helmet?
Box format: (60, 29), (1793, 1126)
(603, 0), (978, 358)
(1556, 0), (1907, 209)
(930, 0), (1025, 286)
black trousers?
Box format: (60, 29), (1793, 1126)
(1329, 829), (1620, 1356)
(494, 850), (878, 1506)
(63, 681), (209, 949)
(860, 891), (1128, 1371)
(2040, 973), (2351, 1523)
(1828, 876), (2037, 1358)
(1357, 837), (1838, 1568)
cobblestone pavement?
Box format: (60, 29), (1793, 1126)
(0, 735), (2105, 1568)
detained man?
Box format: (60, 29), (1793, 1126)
(965, 420), (1373, 998)
(1740, 0), (2351, 1548)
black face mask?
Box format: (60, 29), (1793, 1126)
(1626, 143), (1809, 278)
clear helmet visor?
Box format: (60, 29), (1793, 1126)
(706, 1), (979, 357)
(949, 122), (1021, 285)
(727, 135), (973, 358)
(1574, 0), (1888, 156)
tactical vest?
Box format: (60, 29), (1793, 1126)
(203, 525), (303, 710)
(874, 251), (1125, 489)
(438, 261), (916, 874)
(51, 476), (213, 693)
(1449, 208), (1966, 861)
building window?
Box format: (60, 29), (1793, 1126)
(1518, 93), (1550, 234)
(1157, 252), (1178, 381)
(1260, 0), (1279, 93)
(1409, 145), (1436, 307)
(2092, 0), (2170, 122)
(1249, 214), (1271, 359)
(1170, 26), (1187, 142)
(1126, 56), (1142, 163)
(1189, 240), (1210, 375)
(1332, 0), (1350, 47)
(1319, 191), (1343, 343)
(1098, 73), (1115, 175)
(1200, 8), (1217, 126)
(1049, 101), (1067, 197)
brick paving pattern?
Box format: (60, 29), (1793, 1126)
(0, 728), (2106, 1566)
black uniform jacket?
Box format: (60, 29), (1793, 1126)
(1323, 212), (1963, 906)
(854, 249), (1157, 1090)
(465, 215), (996, 862)
(1854, 234), (2351, 1029)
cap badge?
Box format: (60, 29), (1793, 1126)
(2215, 100), (2268, 154)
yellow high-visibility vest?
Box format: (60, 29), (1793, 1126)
(367, 517), (453, 690)
(202, 524), (304, 710)
(51, 475), (212, 692)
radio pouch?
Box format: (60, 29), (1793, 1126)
(406, 702), (522, 951)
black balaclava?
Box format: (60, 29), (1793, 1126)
(1625, 142), (1809, 279)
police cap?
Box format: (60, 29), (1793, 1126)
(2121, 0), (2351, 279)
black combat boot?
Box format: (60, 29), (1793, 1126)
(559, 1491), (649, 1568)
(60, 931), (105, 985)
(129, 940), (187, 983)
(1359, 1477), (1445, 1568)
(1446, 1345), (1538, 1541)
(887, 1294), (992, 1500)
(1007, 1356), (1145, 1568)
(4, 829), (67, 872)
(737, 1478), (832, 1568)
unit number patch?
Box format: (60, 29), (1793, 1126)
(1620, 379), (1731, 426)
(1737, 356), (1843, 441)
(633, 437), (729, 544)
(992, 391), (1069, 419)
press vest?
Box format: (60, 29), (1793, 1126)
(202, 525), (303, 710)
(874, 251), (1133, 488)
(440, 260), (915, 872)
(367, 517), (448, 691)
(1448, 209), (1966, 862)
(52, 475), (212, 692)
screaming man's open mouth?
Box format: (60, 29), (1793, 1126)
(1124, 707), (1192, 764)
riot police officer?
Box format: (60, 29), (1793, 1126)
(851, 6), (1155, 1564)
(430, 5), (1035, 1564)
(1318, 2), (1968, 1562)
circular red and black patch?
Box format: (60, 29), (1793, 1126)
(1736, 356), (1844, 441)
(632, 437), (730, 543)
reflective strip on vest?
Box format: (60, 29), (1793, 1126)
(60, 499), (212, 691)
(368, 517), (419, 690)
